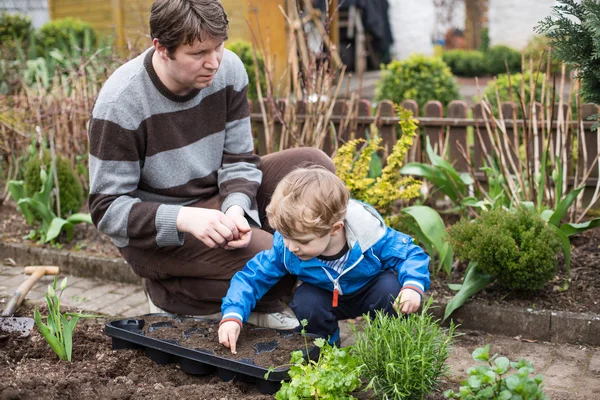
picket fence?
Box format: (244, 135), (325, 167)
(249, 99), (599, 186)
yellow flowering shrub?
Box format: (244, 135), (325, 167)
(334, 107), (422, 223)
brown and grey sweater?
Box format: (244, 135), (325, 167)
(88, 48), (260, 250)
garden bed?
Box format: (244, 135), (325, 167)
(0, 300), (461, 400)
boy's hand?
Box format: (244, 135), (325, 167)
(393, 288), (421, 314)
(223, 206), (252, 249)
(218, 321), (241, 354)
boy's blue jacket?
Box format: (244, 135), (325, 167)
(221, 200), (430, 325)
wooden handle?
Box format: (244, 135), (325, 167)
(24, 266), (59, 275)
(1, 268), (48, 317)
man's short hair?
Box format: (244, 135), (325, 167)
(150, 0), (229, 57)
(267, 167), (350, 238)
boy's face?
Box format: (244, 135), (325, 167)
(283, 232), (333, 261)
(155, 35), (224, 94)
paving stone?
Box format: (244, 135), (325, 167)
(0, 266), (22, 277)
(69, 278), (110, 291)
(79, 292), (126, 310)
(589, 350), (600, 375)
(75, 283), (120, 300)
(108, 283), (144, 297)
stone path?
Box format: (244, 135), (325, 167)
(1, 263), (599, 399)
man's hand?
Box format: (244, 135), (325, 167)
(176, 207), (239, 248)
(218, 321), (241, 354)
(393, 288), (421, 314)
(223, 205), (252, 250)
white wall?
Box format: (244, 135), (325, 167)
(489, 0), (557, 50)
(0, 0), (49, 28)
(389, 0), (436, 60)
(388, 0), (465, 61)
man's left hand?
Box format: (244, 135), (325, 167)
(223, 205), (252, 249)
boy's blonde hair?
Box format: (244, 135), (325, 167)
(267, 167), (350, 238)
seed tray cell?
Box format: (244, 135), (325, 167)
(105, 314), (319, 394)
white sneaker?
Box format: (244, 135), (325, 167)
(247, 308), (299, 330)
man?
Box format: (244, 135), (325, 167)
(88, 0), (334, 328)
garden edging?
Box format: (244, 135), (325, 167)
(1, 241), (598, 347)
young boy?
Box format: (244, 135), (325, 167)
(218, 167), (430, 353)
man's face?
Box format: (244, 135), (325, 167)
(161, 36), (224, 93)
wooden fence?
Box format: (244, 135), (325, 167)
(249, 99), (600, 186)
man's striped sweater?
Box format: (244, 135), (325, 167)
(88, 48), (261, 250)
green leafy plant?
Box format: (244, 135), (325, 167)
(8, 166), (91, 243)
(375, 54), (460, 113)
(485, 45), (522, 76)
(444, 344), (549, 400)
(0, 12), (33, 50)
(352, 298), (457, 400)
(536, 0), (600, 105)
(35, 18), (97, 59)
(449, 206), (561, 290)
(442, 50), (488, 77)
(334, 107), (422, 222)
(266, 320), (362, 400)
(443, 207), (562, 321)
(24, 153), (84, 217)
(477, 71), (547, 117)
(34, 276), (98, 361)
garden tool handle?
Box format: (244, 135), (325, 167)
(1, 266), (60, 317)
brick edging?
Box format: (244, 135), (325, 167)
(1, 241), (598, 345)
(0, 241), (140, 284)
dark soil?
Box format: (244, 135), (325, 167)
(138, 315), (309, 368)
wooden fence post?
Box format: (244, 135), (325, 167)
(400, 100), (419, 163)
(377, 100), (396, 162)
(423, 101), (444, 159)
(447, 100), (469, 172)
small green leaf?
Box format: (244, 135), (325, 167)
(559, 218), (600, 237)
(494, 357), (510, 374)
(444, 262), (495, 321)
(60, 277), (68, 291)
(472, 345), (490, 362)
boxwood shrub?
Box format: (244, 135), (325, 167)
(375, 54), (460, 113)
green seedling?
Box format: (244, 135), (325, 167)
(34, 276), (99, 361)
(444, 344), (548, 400)
(265, 319), (362, 400)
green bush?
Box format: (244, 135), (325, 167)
(352, 299), (457, 399)
(442, 50), (488, 77)
(24, 154), (84, 217)
(477, 71), (547, 116)
(226, 40), (266, 101)
(486, 45), (522, 75)
(523, 35), (565, 75)
(36, 18), (97, 58)
(447, 207), (561, 291)
(479, 27), (490, 53)
(375, 54), (460, 113)
(0, 12), (33, 49)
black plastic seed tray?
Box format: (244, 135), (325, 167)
(105, 314), (319, 394)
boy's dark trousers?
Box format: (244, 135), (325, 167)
(289, 270), (402, 343)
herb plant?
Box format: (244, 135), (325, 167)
(34, 276), (98, 361)
(444, 344), (549, 400)
(9, 166), (91, 243)
(266, 320), (362, 400)
(352, 298), (457, 399)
